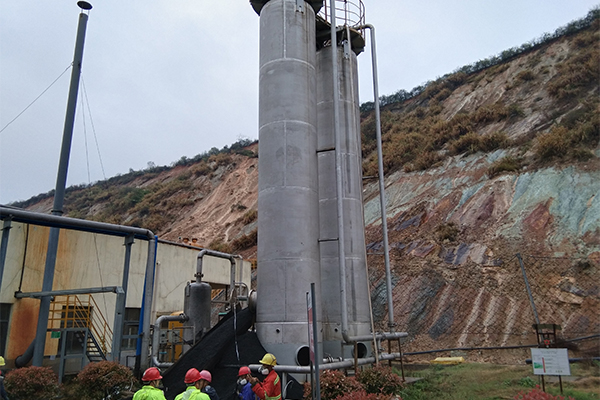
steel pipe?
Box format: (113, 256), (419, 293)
(151, 313), (189, 368)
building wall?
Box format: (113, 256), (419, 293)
(0, 221), (251, 362)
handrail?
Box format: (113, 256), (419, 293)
(49, 294), (113, 356)
(319, 0), (365, 29)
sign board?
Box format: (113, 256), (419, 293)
(51, 331), (61, 339)
(530, 348), (570, 376)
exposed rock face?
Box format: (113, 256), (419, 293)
(364, 152), (598, 352)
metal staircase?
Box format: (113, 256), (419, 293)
(49, 294), (113, 362)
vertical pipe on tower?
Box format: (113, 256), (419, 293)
(317, 21), (371, 357)
(255, 0), (321, 366)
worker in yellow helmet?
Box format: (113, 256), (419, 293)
(249, 353), (280, 400)
(0, 356), (8, 400)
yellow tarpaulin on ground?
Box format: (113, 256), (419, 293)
(431, 356), (465, 365)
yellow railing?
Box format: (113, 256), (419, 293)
(49, 294), (113, 356)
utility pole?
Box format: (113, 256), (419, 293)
(32, 1), (93, 367)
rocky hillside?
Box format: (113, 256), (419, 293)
(12, 10), (599, 357)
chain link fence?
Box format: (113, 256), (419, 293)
(369, 253), (600, 363)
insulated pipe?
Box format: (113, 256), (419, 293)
(248, 350), (405, 374)
(139, 237), (158, 372)
(196, 249), (241, 304)
(329, 0), (351, 345)
(0, 207), (154, 239)
(151, 313), (189, 368)
(358, 23), (395, 330)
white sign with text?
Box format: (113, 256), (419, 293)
(530, 348), (571, 376)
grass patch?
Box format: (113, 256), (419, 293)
(398, 363), (600, 400)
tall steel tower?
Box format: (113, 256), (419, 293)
(251, 0), (371, 365)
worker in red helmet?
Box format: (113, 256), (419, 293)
(133, 367), (166, 400)
(199, 370), (219, 400)
(236, 366), (257, 400)
(175, 368), (208, 400)
(250, 353), (281, 400)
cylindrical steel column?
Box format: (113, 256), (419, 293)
(317, 43), (371, 357)
(255, 0), (321, 367)
(33, 6), (90, 366)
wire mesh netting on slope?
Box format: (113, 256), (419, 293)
(369, 253), (600, 362)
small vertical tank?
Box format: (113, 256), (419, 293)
(183, 281), (212, 351)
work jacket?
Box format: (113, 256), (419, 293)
(251, 370), (281, 400)
(132, 385), (167, 400)
(189, 390), (210, 400)
(175, 386), (199, 400)
(203, 385), (219, 400)
(237, 382), (257, 400)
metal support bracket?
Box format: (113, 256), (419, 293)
(343, 39), (351, 59)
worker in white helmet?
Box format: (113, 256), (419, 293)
(249, 353), (280, 400)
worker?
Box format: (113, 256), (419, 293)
(175, 368), (202, 400)
(236, 366), (257, 400)
(0, 356), (8, 400)
(133, 367), (166, 400)
(191, 238), (201, 247)
(250, 353), (280, 400)
(199, 370), (219, 400)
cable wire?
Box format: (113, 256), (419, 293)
(0, 63), (72, 134)
(81, 75), (106, 180)
(80, 89), (91, 184)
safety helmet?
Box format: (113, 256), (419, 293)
(259, 353), (277, 366)
(142, 367), (163, 381)
(238, 366), (251, 376)
(199, 370), (212, 383)
(184, 368), (201, 384)
(0, 356), (5, 366)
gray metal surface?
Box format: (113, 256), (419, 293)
(255, 0), (322, 367)
(33, 9), (90, 366)
(317, 44), (371, 357)
(183, 281), (212, 349)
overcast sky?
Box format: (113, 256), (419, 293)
(0, 1), (597, 205)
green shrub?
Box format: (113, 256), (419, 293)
(356, 366), (403, 395)
(192, 162), (212, 177)
(303, 369), (363, 400)
(515, 70), (535, 82)
(5, 366), (62, 400)
(241, 209), (258, 225)
(208, 238), (233, 254)
(480, 132), (510, 152)
(487, 156), (522, 177)
(231, 229), (257, 251)
(535, 127), (571, 161)
(449, 132), (481, 155)
(335, 390), (395, 400)
(75, 361), (137, 400)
